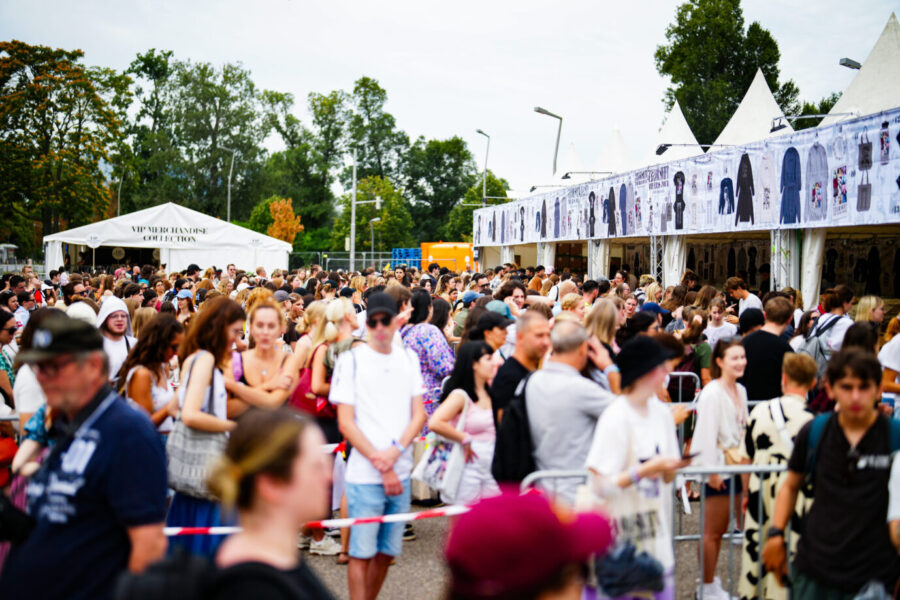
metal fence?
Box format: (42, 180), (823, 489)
(288, 252), (393, 272)
(522, 463), (793, 600)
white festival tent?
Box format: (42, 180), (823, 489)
(644, 99), (704, 166)
(591, 128), (634, 175)
(712, 68), (793, 147)
(43, 202), (291, 273)
(819, 13), (900, 128)
(555, 142), (588, 182)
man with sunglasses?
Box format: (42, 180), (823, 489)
(763, 351), (900, 598)
(331, 292), (427, 600)
(0, 314), (167, 599)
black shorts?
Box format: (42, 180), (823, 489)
(705, 475), (743, 497)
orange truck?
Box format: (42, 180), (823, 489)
(420, 242), (474, 273)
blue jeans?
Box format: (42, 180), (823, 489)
(346, 479), (411, 559)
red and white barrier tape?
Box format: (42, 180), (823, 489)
(164, 504), (469, 536)
(321, 437), (428, 455)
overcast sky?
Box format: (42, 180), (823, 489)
(2, 1), (895, 195)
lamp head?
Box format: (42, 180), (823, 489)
(562, 172), (571, 180)
(530, 186), (537, 193)
(655, 144), (670, 156)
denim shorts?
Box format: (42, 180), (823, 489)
(346, 479), (411, 559)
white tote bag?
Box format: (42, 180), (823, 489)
(411, 393), (470, 502)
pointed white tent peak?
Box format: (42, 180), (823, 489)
(592, 128), (633, 175)
(555, 142), (587, 182)
(820, 13), (900, 127)
(713, 68), (793, 147)
(646, 99), (704, 166)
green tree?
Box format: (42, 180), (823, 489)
(654, 0), (800, 145)
(444, 171), (510, 242)
(246, 196), (275, 233)
(0, 40), (131, 254)
(343, 77), (409, 184)
(402, 135), (477, 243)
(331, 176), (414, 251)
(793, 92), (841, 130)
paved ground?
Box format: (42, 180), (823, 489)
(305, 500), (750, 600)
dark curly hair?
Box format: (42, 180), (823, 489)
(116, 314), (183, 390)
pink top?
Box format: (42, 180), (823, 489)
(451, 397), (496, 442)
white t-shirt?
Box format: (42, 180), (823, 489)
(103, 335), (137, 383)
(585, 395), (679, 569)
(879, 336), (900, 403)
(704, 322), (738, 352)
(330, 344), (425, 485)
(888, 454), (900, 522)
(810, 313), (853, 357)
(13, 365), (46, 414)
(793, 308), (804, 329)
(738, 293), (763, 315)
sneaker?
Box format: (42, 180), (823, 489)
(297, 534), (311, 550)
(324, 526), (341, 538)
(695, 578), (735, 600)
(309, 535), (342, 556)
(403, 523), (416, 541)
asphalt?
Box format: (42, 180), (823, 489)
(304, 502), (749, 600)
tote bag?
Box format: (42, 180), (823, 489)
(411, 393), (470, 502)
(166, 357), (227, 500)
(859, 129), (873, 171)
(857, 170), (872, 212)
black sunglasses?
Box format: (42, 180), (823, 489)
(2, 326), (17, 335)
(367, 314), (392, 328)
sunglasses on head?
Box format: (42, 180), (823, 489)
(367, 314), (392, 328)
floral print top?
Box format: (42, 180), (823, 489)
(400, 322), (455, 418)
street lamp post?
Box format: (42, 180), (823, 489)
(476, 129), (490, 206)
(534, 106), (563, 176)
(350, 148), (357, 272)
(220, 145), (238, 222)
(370, 217), (381, 270)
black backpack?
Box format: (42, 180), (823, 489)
(491, 373), (537, 483)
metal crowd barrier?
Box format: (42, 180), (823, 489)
(522, 463), (791, 600)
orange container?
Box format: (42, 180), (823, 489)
(420, 242), (474, 273)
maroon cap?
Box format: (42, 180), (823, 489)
(444, 493), (613, 597)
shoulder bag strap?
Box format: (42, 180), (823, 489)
(455, 390), (472, 433)
(769, 399), (794, 454)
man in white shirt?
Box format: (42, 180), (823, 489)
(724, 276), (762, 324)
(95, 296), (137, 383)
(332, 292), (426, 600)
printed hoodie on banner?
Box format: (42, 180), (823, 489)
(734, 154), (755, 225)
(805, 143), (828, 222)
(719, 177), (735, 215)
(673, 171), (686, 230)
(607, 187), (616, 236)
(96, 295), (137, 383)
(757, 152), (777, 224)
(780, 147), (802, 224)
(619, 184), (628, 236)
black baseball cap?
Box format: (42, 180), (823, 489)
(476, 311), (514, 332)
(17, 313), (104, 363)
(615, 337), (677, 389)
(739, 308), (765, 333)
(366, 292), (397, 318)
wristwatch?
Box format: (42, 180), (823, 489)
(766, 527), (785, 539)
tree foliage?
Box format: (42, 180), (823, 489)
(794, 92), (841, 130)
(343, 77), (409, 185)
(654, 0), (800, 144)
(331, 176), (414, 251)
(267, 197), (304, 244)
(444, 171), (510, 242)
(0, 40), (130, 251)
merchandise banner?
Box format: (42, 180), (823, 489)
(474, 108), (900, 247)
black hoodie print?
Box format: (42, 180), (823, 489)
(520, 207), (525, 241)
(607, 187), (616, 236)
(673, 171), (685, 230)
(589, 192), (596, 237)
(734, 153), (755, 225)
(541, 199), (547, 239)
(554, 197), (560, 238)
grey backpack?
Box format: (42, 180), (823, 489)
(798, 315), (841, 380)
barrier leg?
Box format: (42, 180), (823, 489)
(757, 474), (765, 600)
(698, 475), (706, 600)
(728, 476), (735, 599)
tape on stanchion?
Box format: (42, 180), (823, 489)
(164, 504), (469, 536)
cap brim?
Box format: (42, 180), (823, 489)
(16, 349), (64, 364)
(563, 512), (613, 561)
(367, 307), (397, 318)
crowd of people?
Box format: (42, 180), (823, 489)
(0, 259), (899, 600)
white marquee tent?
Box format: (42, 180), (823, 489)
(820, 13), (900, 128)
(555, 142), (588, 182)
(644, 99), (704, 166)
(592, 128), (633, 174)
(43, 202), (291, 273)
(713, 68), (793, 147)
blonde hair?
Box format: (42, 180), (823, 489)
(297, 300), (326, 336)
(350, 276), (366, 294)
(560, 293), (583, 312)
(644, 282), (662, 303)
(249, 298), (286, 329)
(855, 295), (883, 322)
(322, 298), (356, 343)
(207, 409), (311, 509)
(540, 278), (554, 296)
(132, 307), (158, 339)
(584, 299), (618, 345)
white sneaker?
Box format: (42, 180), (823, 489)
(297, 534), (311, 550)
(696, 578), (735, 600)
(309, 535), (342, 556)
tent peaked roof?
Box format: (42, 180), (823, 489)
(646, 99), (704, 166)
(713, 68), (792, 147)
(592, 128), (633, 175)
(555, 142), (587, 182)
(43, 202), (292, 251)
(820, 13), (900, 127)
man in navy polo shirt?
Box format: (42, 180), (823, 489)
(1, 314), (168, 600)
